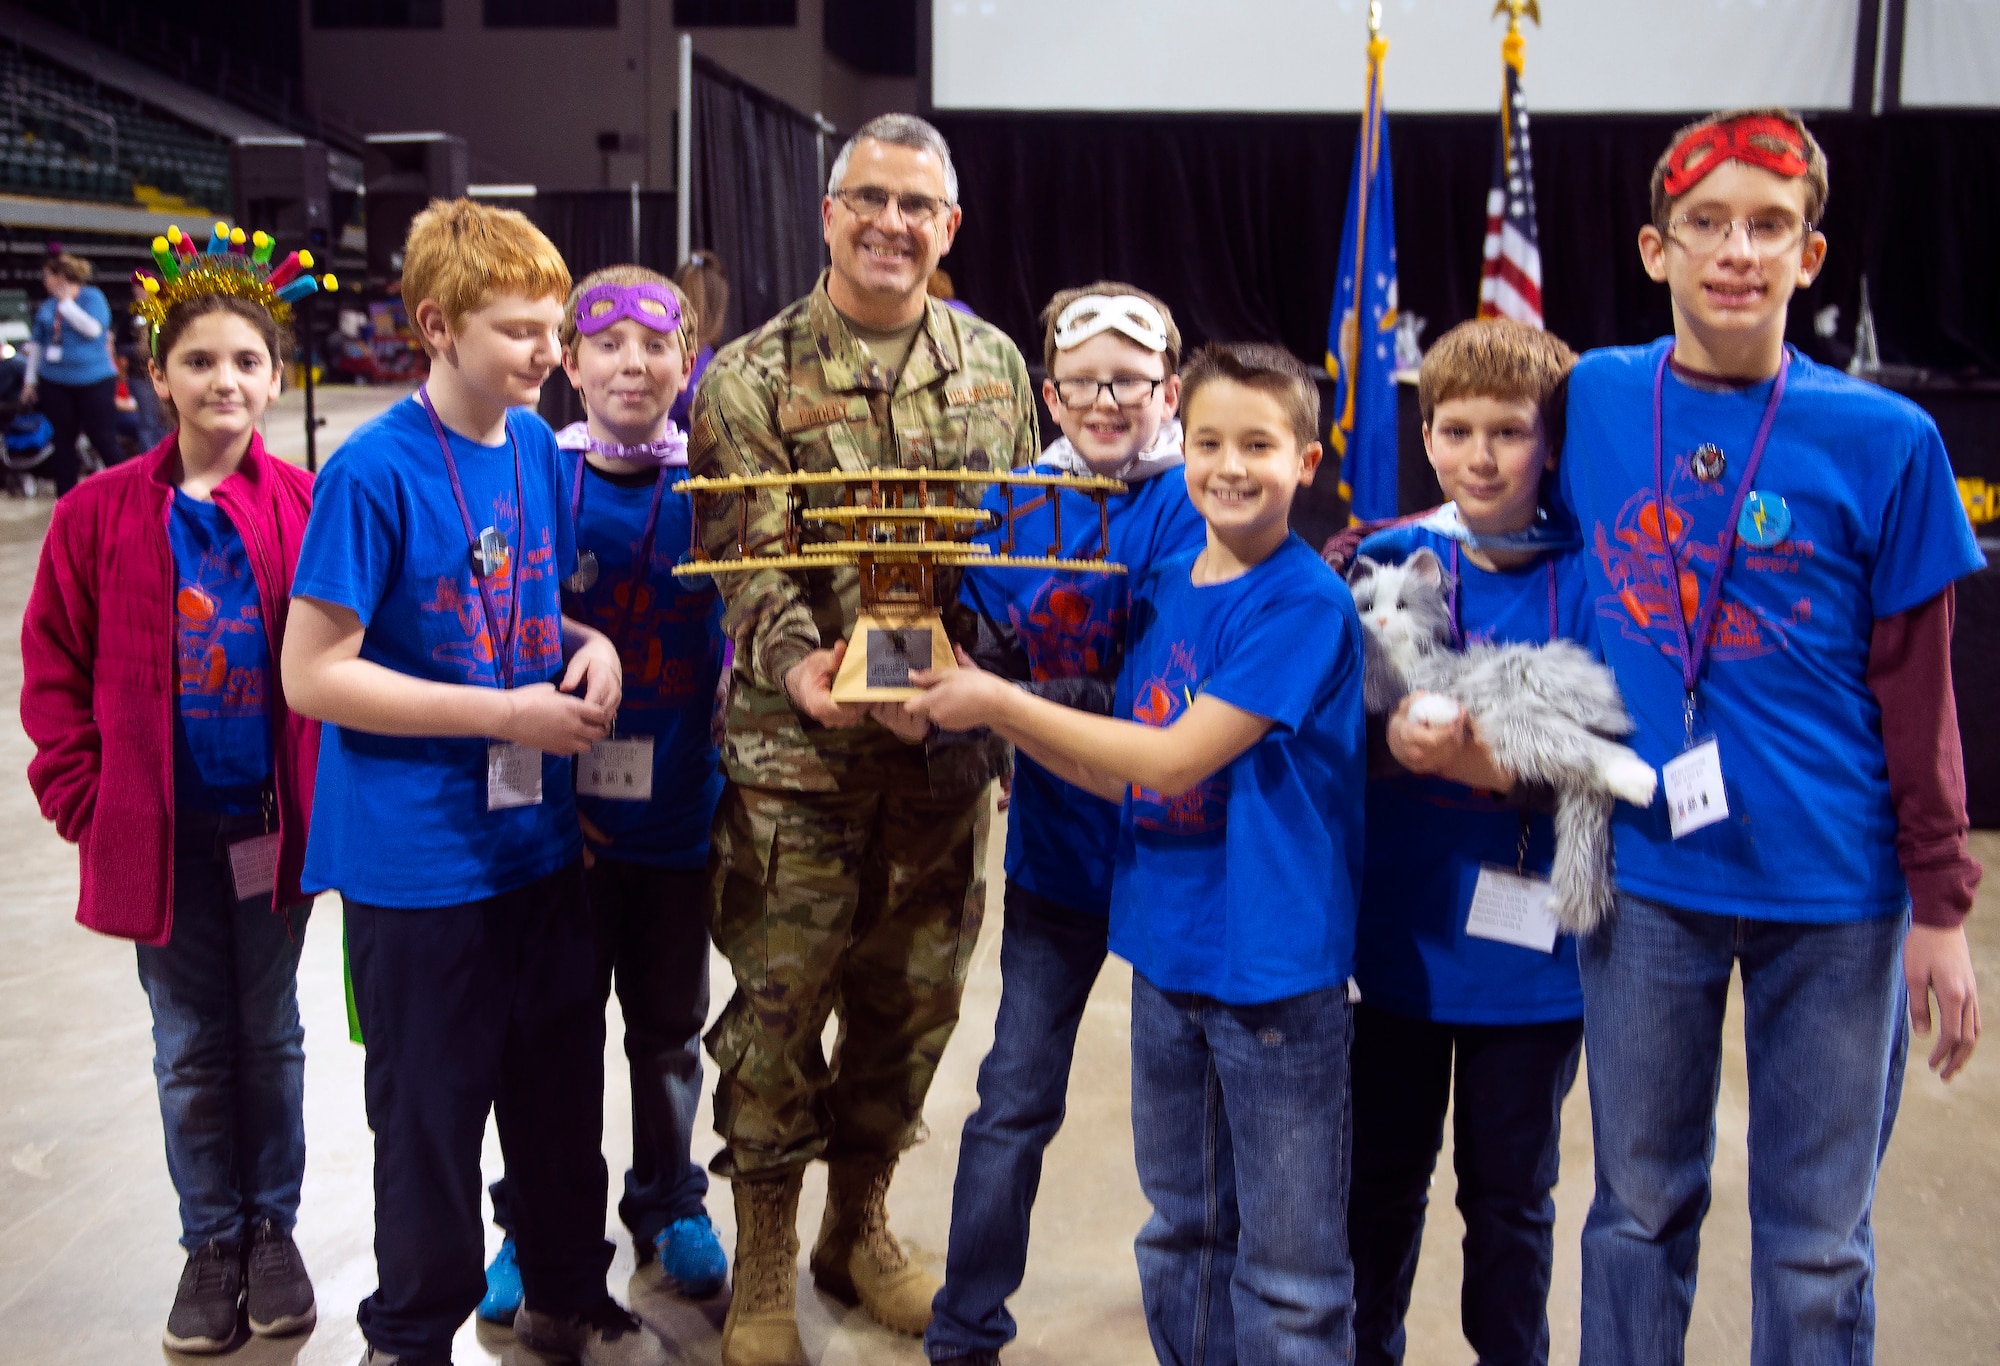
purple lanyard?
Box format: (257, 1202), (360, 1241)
(1446, 540), (1558, 649)
(569, 452), (672, 646)
(1649, 346), (1790, 699)
(419, 388), (526, 690)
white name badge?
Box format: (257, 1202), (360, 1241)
(227, 832), (281, 903)
(1662, 738), (1729, 839)
(486, 741), (544, 810)
(577, 736), (654, 801)
(1465, 864), (1561, 953)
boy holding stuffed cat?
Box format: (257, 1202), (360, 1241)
(906, 342), (1367, 1364)
(1343, 317), (1592, 1366)
(1559, 108), (1982, 1365)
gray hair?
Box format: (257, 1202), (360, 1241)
(825, 113), (959, 205)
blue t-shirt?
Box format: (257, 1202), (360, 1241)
(560, 451), (725, 868)
(168, 492), (273, 814)
(1562, 340), (1986, 923)
(958, 463), (1208, 915)
(1109, 534), (1367, 1005)
(31, 287), (117, 387)
(293, 397), (581, 908)
(1352, 522), (1589, 1024)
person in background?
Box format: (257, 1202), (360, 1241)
(670, 248), (728, 430)
(22, 246), (123, 494)
(21, 280), (320, 1356)
(927, 268), (974, 315)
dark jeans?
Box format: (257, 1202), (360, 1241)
(925, 883), (1110, 1361)
(1578, 893), (1909, 1366)
(346, 862), (612, 1362)
(1347, 1002), (1583, 1366)
(1131, 973), (1357, 1366)
(38, 375), (122, 495)
(492, 857), (712, 1247)
(135, 806), (309, 1251)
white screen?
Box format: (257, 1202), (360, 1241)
(1901, 0), (2000, 107)
(932, 0), (1860, 114)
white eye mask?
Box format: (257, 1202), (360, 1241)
(1052, 294), (1169, 354)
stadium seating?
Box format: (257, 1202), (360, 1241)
(0, 42), (231, 211)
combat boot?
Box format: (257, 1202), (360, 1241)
(809, 1154), (939, 1335)
(721, 1173), (807, 1366)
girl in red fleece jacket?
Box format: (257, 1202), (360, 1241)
(21, 282), (320, 1355)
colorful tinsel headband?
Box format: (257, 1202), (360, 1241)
(130, 221), (339, 351)
(1661, 115), (1811, 200)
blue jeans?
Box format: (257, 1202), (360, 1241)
(135, 807), (310, 1250)
(1130, 973), (1356, 1366)
(926, 884), (1110, 1361)
(1578, 892), (1910, 1366)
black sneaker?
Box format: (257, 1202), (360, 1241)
(163, 1239), (242, 1354)
(514, 1297), (669, 1366)
(246, 1217), (318, 1336)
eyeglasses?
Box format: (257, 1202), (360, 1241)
(832, 186), (953, 223)
(1052, 376), (1164, 409)
(1664, 210), (1813, 258)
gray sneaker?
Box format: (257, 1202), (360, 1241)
(246, 1218), (318, 1336)
(162, 1239), (241, 1354)
(515, 1298), (669, 1366)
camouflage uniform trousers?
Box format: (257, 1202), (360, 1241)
(704, 745), (992, 1181)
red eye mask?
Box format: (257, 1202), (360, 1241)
(1661, 115), (1811, 199)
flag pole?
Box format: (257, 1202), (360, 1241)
(1337, 3), (1388, 441)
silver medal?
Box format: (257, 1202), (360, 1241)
(566, 549), (600, 594)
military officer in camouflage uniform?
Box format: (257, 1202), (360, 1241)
(687, 113), (1038, 1366)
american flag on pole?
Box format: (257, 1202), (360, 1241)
(1476, 19), (1543, 326)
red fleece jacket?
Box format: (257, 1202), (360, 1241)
(20, 432), (319, 945)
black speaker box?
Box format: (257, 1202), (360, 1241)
(363, 133), (471, 282)
(231, 138), (332, 253)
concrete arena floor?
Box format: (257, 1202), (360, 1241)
(0, 398), (1996, 1363)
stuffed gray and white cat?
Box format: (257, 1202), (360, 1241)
(1347, 547), (1657, 935)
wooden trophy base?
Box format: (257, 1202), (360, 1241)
(831, 606), (957, 702)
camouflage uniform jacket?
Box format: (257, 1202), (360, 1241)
(688, 273), (1040, 794)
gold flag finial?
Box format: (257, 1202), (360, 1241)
(1368, 0), (1382, 38)
(1492, 0), (1540, 34)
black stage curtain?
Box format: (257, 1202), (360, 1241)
(933, 110), (2000, 380)
(690, 53), (827, 346)
(526, 189), (679, 429)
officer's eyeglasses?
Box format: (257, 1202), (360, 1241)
(1665, 210), (1812, 258)
(833, 187), (953, 224)
(1052, 376), (1164, 410)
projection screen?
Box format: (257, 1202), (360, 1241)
(932, 0), (1863, 114)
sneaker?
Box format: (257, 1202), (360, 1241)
(514, 1298), (670, 1366)
(477, 1236), (523, 1324)
(653, 1214), (728, 1299)
(162, 1238), (242, 1354)
(245, 1218), (317, 1336)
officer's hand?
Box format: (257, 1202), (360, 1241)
(784, 642), (866, 728)
(868, 701), (931, 744)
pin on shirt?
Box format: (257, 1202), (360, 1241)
(1737, 491), (1791, 548)
(565, 549), (600, 594)
(474, 526), (511, 578)
(1690, 442), (1726, 482)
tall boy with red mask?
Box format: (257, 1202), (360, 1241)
(1560, 109), (1983, 1365)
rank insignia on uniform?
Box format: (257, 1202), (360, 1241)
(944, 380), (1014, 407)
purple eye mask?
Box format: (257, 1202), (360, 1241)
(574, 282), (683, 336)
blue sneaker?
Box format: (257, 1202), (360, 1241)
(476, 1237), (523, 1325)
(653, 1215), (728, 1300)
